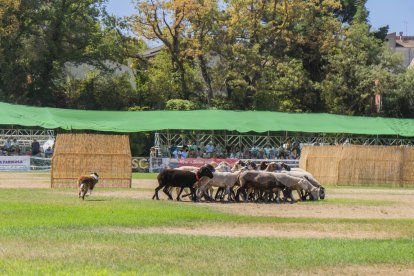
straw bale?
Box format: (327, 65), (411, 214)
(401, 147), (414, 186)
(51, 134), (131, 188)
(300, 145), (414, 187)
(300, 146), (340, 185)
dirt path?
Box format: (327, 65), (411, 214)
(95, 222), (409, 240)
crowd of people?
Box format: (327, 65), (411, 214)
(0, 137), (54, 157)
(164, 140), (302, 160)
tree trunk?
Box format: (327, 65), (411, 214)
(174, 58), (188, 99)
(198, 54), (213, 103)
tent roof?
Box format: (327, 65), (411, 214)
(1, 102), (414, 136)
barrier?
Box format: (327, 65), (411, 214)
(3, 156), (295, 173)
(0, 156), (30, 171)
(300, 145), (414, 187)
(148, 157), (299, 172)
(51, 134), (132, 188)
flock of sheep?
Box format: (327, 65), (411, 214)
(153, 160), (325, 203)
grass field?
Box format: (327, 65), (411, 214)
(132, 172), (158, 180)
(1, 184), (414, 275)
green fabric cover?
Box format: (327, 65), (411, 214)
(1, 102), (414, 136)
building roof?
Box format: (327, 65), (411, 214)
(141, 45), (164, 58)
(395, 37), (414, 48)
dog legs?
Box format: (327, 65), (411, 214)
(79, 183), (88, 200)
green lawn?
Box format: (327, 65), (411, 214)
(0, 188), (413, 274)
(132, 172), (158, 180)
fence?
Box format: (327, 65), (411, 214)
(300, 145), (414, 187)
(0, 129), (55, 149)
(1, 156), (299, 173)
(154, 131), (414, 157)
(148, 157), (299, 172)
(51, 134), (132, 188)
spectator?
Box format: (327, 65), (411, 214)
(188, 149), (197, 158)
(215, 144), (224, 158)
(10, 138), (20, 155)
(150, 147), (157, 158)
(181, 148), (188, 158)
(170, 144), (177, 157)
(172, 147), (179, 159)
(189, 141), (198, 152)
(31, 139), (41, 156)
(269, 146), (276, 159)
(205, 142), (214, 158)
(44, 146), (53, 158)
(291, 142), (301, 159)
(257, 148), (264, 159)
(235, 149), (243, 159)
(243, 147), (250, 159)
(2, 138), (12, 152)
(11, 138), (18, 148)
(277, 145), (285, 159)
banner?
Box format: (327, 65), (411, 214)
(148, 157), (298, 173)
(131, 157), (150, 172)
(0, 156), (30, 171)
(177, 158), (238, 167)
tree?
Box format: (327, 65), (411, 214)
(321, 22), (402, 115)
(383, 69), (414, 118)
(133, 0), (188, 99)
(62, 72), (136, 110)
(133, 0), (219, 102)
(334, 0), (367, 23)
(165, 99), (196, 110)
(0, 0), (125, 107)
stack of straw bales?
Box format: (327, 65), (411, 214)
(300, 145), (414, 187)
(51, 134), (131, 188)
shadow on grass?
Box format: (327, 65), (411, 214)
(83, 199), (110, 202)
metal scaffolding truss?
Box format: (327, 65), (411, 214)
(0, 129), (55, 148)
(154, 131), (414, 155)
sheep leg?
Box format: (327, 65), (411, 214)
(274, 189), (280, 203)
(180, 188), (192, 198)
(162, 186), (173, 200)
(298, 189), (307, 201)
(229, 188), (237, 202)
(235, 187), (243, 202)
(201, 186), (213, 201)
(190, 187), (198, 202)
(176, 187), (184, 201)
(286, 189), (296, 204)
(223, 187), (232, 202)
(215, 187), (224, 201)
(153, 185), (163, 200)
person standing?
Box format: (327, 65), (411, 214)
(31, 139), (41, 156)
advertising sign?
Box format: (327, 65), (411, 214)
(177, 158), (238, 167)
(131, 157), (150, 172)
(0, 156), (31, 171)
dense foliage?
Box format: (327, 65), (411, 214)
(0, 0), (413, 117)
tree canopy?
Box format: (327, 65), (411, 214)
(0, 0), (413, 118)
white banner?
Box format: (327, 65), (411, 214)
(0, 156), (31, 171)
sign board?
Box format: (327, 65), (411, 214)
(0, 156), (30, 171)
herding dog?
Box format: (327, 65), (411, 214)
(78, 172), (99, 200)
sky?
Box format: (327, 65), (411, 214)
(106, 0), (414, 36)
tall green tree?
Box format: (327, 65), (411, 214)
(321, 22), (402, 115)
(0, 0), (125, 107)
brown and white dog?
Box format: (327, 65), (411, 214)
(78, 172), (99, 200)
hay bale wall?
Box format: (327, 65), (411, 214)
(300, 145), (414, 187)
(51, 134), (131, 188)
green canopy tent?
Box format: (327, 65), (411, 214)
(1, 101), (414, 136)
